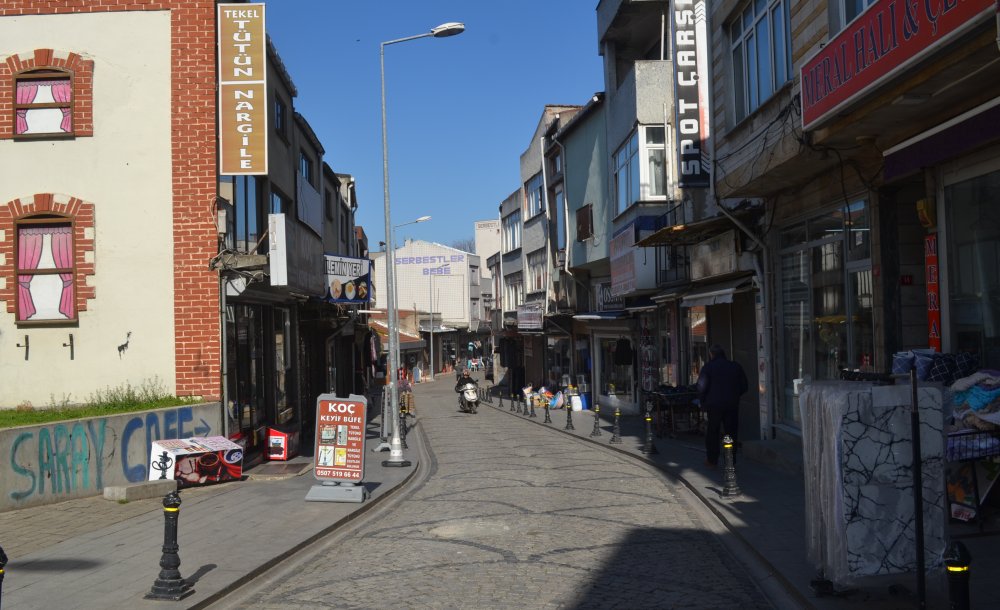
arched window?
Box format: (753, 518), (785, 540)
(15, 215), (76, 322)
(14, 68), (73, 137)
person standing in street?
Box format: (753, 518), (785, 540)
(697, 344), (748, 468)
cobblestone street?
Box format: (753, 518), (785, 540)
(215, 378), (778, 609)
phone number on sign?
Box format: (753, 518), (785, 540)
(317, 468), (360, 479)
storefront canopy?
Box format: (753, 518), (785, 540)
(680, 276), (754, 308)
(572, 310), (629, 321)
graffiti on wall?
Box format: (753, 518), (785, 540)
(6, 406), (212, 502)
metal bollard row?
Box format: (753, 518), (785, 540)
(564, 403), (575, 430)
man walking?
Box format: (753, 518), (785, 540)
(697, 344), (748, 468)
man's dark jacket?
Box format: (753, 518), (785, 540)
(697, 356), (748, 411)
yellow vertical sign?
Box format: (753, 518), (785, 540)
(218, 3), (268, 175)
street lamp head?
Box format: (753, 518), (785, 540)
(416, 215), (432, 222)
(431, 22), (465, 38)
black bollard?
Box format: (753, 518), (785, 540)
(610, 407), (623, 444)
(641, 400), (658, 454)
(498, 389), (505, 410)
(564, 403), (575, 430)
(510, 391), (517, 412)
(400, 412), (409, 449)
(543, 400), (552, 424)
(590, 405), (602, 437)
(529, 397), (537, 418)
(722, 435), (741, 497)
(1, 543), (7, 610)
(145, 490), (193, 601)
(944, 541), (971, 610)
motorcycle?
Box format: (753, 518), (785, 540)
(458, 381), (479, 414)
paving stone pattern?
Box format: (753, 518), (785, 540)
(221, 381), (774, 609)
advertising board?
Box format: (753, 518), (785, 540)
(313, 395), (367, 483)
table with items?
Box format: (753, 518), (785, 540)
(645, 385), (702, 438)
(946, 370), (1000, 531)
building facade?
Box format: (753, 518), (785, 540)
(1, 2), (220, 408)
(1, 2), (371, 475)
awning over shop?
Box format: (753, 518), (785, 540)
(573, 310), (629, 321)
(651, 288), (685, 303)
(634, 206), (758, 247)
(680, 276), (754, 308)
(625, 296), (657, 313)
(400, 339), (426, 350)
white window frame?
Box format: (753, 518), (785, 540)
(642, 125), (668, 200)
(527, 250), (546, 293)
(525, 173), (544, 218)
(613, 131), (640, 215)
(502, 210), (522, 252)
(730, 0), (793, 122)
(504, 273), (524, 309)
(835, 0), (877, 32)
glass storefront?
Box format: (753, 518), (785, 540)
(778, 200), (872, 425)
(599, 337), (633, 399)
(687, 305), (708, 385)
(946, 167), (1000, 368)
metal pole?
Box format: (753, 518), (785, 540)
(910, 367), (926, 608)
(380, 40), (408, 468)
(429, 274), (434, 381)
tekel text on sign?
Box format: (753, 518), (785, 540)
(218, 3), (268, 175)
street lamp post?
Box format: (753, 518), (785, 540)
(380, 21), (464, 468)
(392, 215), (431, 384)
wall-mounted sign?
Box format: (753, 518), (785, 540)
(596, 282), (624, 312)
(690, 229), (737, 280)
(610, 223), (636, 296)
(313, 396), (366, 483)
(672, 0), (711, 187)
(517, 302), (543, 330)
(218, 3), (268, 175)
(325, 254), (372, 304)
(925, 233), (941, 351)
(801, 0), (994, 130)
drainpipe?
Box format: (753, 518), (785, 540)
(540, 134), (552, 315)
(220, 274), (229, 438)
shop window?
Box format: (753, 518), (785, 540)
(15, 220), (77, 322)
(946, 168), (1000, 368)
(688, 306), (709, 385)
(777, 200), (872, 425)
(599, 337), (634, 398)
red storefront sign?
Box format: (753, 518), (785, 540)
(801, 0), (994, 130)
(925, 234), (942, 352)
(313, 397), (367, 483)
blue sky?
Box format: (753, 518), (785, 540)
(264, 1), (604, 249)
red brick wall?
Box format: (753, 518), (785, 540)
(2, 1), (221, 401)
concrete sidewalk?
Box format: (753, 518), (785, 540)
(0, 418), (419, 610)
(2, 377), (996, 609)
(483, 391), (998, 609)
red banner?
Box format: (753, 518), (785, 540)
(801, 0), (994, 129)
(925, 234), (941, 352)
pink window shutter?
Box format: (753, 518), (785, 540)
(16, 229), (45, 319)
(51, 227), (75, 318)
